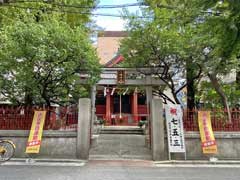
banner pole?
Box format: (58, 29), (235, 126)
(165, 108), (171, 161)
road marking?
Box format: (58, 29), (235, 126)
(1, 161), (85, 167)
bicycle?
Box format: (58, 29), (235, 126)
(0, 140), (16, 162)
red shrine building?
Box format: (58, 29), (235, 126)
(95, 31), (148, 126)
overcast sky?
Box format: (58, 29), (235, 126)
(93, 0), (140, 31)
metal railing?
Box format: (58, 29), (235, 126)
(1, 106), (240, 131)
(183, 109), (240, 131)
(0, 106), (78, 131)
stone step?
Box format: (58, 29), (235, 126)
(100, 126), (144, 135)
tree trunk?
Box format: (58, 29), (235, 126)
(236, 70), (240, 90)
(42, 90), (51, 107)
(208, 73), (232, 123)
(172, 89), (181, 104)
(24, 93), (33, 106)
(186, 60), (196, 110)
(24, 87), (33, 105)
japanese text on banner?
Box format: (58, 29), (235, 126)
(26, 111), (46, 154)
(165, 105), (186, 153)
(198, 111), (218, 154)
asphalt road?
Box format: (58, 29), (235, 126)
(1, 160), (240, 180)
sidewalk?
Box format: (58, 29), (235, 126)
(2, 158), (240, 167)
(0, 158), (86, 166)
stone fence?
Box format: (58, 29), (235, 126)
(1, 130), (77, 159)
(1, 130), (240, 160)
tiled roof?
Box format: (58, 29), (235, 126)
(98, 31), (128, 37)
(104, 54), (124, 67)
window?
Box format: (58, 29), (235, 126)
(138, 94), (146, 105)
(96, 93), (106, 105)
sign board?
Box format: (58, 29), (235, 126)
(117, 70), (125, 84)
(198, 111), (218, 154)
(26, 111), (46, 154)
(165, 104), (186, 153)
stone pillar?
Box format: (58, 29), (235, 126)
(91, 85), (96, 134)
(77, 98), (91, 160)
(151, 98), (165, 161)
(146, 86), (153, 148)
(146, 86), (153, 116)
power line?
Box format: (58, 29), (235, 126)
(2, 3), (215, 21)
(8, 1), (147, 9)
(2, 4), (203, 21)
(2, 4), (152, 19)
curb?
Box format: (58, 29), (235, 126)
(10, 158), (87, 163)
(3, 158), (240, 166)
(1, 158), (87, 166)
(154, 160), (240, 165)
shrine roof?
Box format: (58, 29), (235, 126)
(104, 54), (124, 67)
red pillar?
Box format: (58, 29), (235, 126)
(105, 89), (111, 125)
(133, 92), (138, 123)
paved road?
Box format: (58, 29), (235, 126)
(1, 160), (240, 180)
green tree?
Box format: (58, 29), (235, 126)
(120, 2), (203, 106)
(197, 81), (240, 109)
(0, 0), (96, 27)
(120, 18), (184, 104)
(0, 19), (100, 106)
(120, 0), (240, 123)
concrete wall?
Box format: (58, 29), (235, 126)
(1, 130), (240, 160)
(0, 130), (77, 159)
(0, 98), (92, 160)
(162, 132), (240, 160)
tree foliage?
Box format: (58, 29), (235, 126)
(0, 0), (96, 26)
(0, 1), (100, 106)
(120, 0), (240, 121)
(120, 1), (202, 105)
(197, 81), (240, 109)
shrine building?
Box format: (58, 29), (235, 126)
(95, 31), (148, 126)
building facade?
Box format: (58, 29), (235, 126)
(96, 31), (128, 65)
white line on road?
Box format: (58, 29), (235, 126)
(1, 161), (86, 167)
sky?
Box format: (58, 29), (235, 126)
(93, 0), (140, 31)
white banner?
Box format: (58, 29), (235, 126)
(165, 104), (186, 153)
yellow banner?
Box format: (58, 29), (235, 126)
(198, 111), (217, 154)
(26, 111), (46, 154)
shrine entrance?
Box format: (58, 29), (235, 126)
(80, 67), (165, 160)
(113, 94), (131, 114)
(91, 67), (164, 127)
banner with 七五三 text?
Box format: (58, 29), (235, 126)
(198, 111), (218, 154)
(26, 111), (46, 154)
(165, 104), (186, 153)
